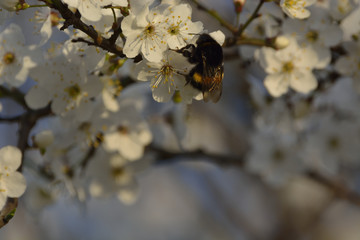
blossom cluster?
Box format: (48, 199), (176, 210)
(0, 0), (360, 237)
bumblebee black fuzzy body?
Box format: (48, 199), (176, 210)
(180, 34), (224, 103)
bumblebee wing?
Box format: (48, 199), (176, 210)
(203, 81), (222, 103)
(202, 64), (224, 103)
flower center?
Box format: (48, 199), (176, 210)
(2, 52), (16, 65)
(112, 167), (125, 179)
(50, 11), (61, 27)
(328, 136), (340, 150)
(64, 84), (81, 99)
(144, 24), (155, 36)
(117, 125), (128, 134)
(306, 30), (319, 43)
(161, 64), (174, 82)
(168, 25), (180, 35)
(282, 61), (294, 73)
(284, 0), (301, 8)
(272, 148), (285, 164)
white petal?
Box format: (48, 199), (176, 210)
(290, 70), (317, 94)
(264, 73), (290, 97)
(2, 172), (26, 197)
(0, 192), (6, 210)
(25, 86), (51, 110)
(0, 146), (22, 171)
(123, 34), (143, 58)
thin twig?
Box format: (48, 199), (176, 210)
(237, 0), (265, 37)
(190, 0), (238, 34)
(42, 0), (125, 57)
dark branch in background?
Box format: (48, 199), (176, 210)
(41, 0), (126, 57)
(0, 86), (29, 109)
(17, 104), (53, 165)
(189, 0), (277, 49)
(0, 103), (52, 228)
(151, 145), (244, 168)
(149, 146), (360, 208)
(0, 115), (22, 123)
(190, 0), (238, 34)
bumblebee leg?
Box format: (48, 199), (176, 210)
(177, 44), (196, 61)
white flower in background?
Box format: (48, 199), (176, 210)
(256, 38), (319, 97)
(86, 149), (138, 205)
(280, 0), (316, 19)
(100, 0), (127, 6)
(282, 7), (343, 69)
(302, 113), (360, 176)
(62, 0), (127, 22)
(135, 50), (195, 102)
(340, 5), (360, 41)
(162, 4), (203, 50)
(0, 146), (27, 210)
(121, 4), (168, 62)
(246, 128), (304, 187)
(0, 0), (18, 11)
(314, 77), (360, 117)
(103, 100), (152, 161)
(62, 0), (101, 21)
(25, 56), (102, 116)
(0, 24), (41, 87)
(335, 42), (360, 92)
(62, 37), (106, 71)
(32, 8), (63, 46)
(329, 0), (359, 20)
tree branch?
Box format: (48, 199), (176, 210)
(150, 146), (360, 208)
(0, 104), (52, 229)
(190, 0), (238, 34)
(42, 0), (125, 57)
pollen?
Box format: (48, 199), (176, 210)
(2, 52), (16, 65)
(64, 84), (81, 99)
(282, 61), (294, 73)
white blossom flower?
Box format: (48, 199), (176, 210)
(161, 4), (203, 50)
(135, 50), (195, 102)
(0, 23), (41, 87)
(121, 3), (168, 62)
(340, 5), (360, 41)
(25, 56), (102, 116)
(328, 0), (359, 20)
(103, 100), (152, 161)
(280, 0), (316, 19)
(282, 7), (343, 69)
(246, 128), (304, 187)
(0, 146), (26, 210)
(32, 8), (63, 46)
(335, 41), (360, 92)
(256, 38), (319, 97)
(62, 0), (127, 22)
(302, 113), (360, 176)
(86, 149), (138, 205)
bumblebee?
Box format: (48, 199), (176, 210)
(180, 34), (224, 103)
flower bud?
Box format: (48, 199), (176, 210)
(34, 130), (54, 148)
(233, 0), (246, 14)
(275, 36), (290, 49)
